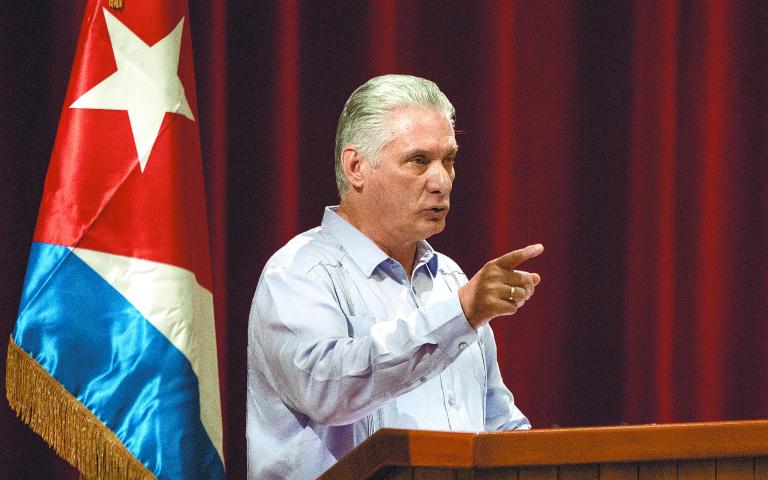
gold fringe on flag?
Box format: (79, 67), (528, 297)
(5, 336), (155, 480)
(108, 0), (123, 9)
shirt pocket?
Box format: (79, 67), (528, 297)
(347, 314), (376, 337)
(325, 262), (370, 318)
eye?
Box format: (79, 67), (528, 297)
(412, 156), (429, 165)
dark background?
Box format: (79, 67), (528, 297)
(2, 1), (767, 478)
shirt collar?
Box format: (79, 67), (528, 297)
(321, 206), (438, 278)
(414, 239), (439, 277)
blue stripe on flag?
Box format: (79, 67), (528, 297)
(13, 242), (225, 479)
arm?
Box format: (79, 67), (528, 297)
(249, 260), (478, 426)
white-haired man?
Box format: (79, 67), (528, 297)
(247, 74), (543, 479)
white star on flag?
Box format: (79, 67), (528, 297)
(71, 8), (195, 172)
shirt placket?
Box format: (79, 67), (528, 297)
(410, 261), (459, 429)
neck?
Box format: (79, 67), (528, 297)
(337, 202), (418, 277)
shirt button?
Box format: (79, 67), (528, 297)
(448, 395), (456, 407)
(419, 377), (427, 383)
(458, 342), (467, 350)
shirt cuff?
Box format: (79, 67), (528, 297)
(421, 290), (478, 353)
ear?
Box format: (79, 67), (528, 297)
(341, 146), (367, 189)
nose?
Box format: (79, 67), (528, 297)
(427, 162), (453, 195)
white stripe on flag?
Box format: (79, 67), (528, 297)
(72, 247), (224, 463)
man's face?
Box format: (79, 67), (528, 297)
(362, 107), (458, 246)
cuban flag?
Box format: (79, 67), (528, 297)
(5, 1), (225, 478)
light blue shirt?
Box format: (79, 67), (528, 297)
(246, 207), (530, 479)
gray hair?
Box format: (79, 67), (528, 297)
(334, 74), (455, 196)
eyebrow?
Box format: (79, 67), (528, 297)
(405, 146), (459, 159)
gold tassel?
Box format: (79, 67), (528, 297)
(5, 336), (155, 480)
(108, 0), (123, 9)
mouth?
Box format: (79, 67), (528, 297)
(424, 206), (449, 215)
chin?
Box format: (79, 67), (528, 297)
(420, 220), (446, 239)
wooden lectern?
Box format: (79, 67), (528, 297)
(319, 421), (768, 480)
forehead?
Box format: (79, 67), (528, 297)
(383, 107), (457, 154)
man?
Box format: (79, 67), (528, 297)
(247, 74), (543, 479)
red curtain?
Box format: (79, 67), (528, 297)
(2, 2), (767, 478)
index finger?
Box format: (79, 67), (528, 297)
(495, 244), (544, 270)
